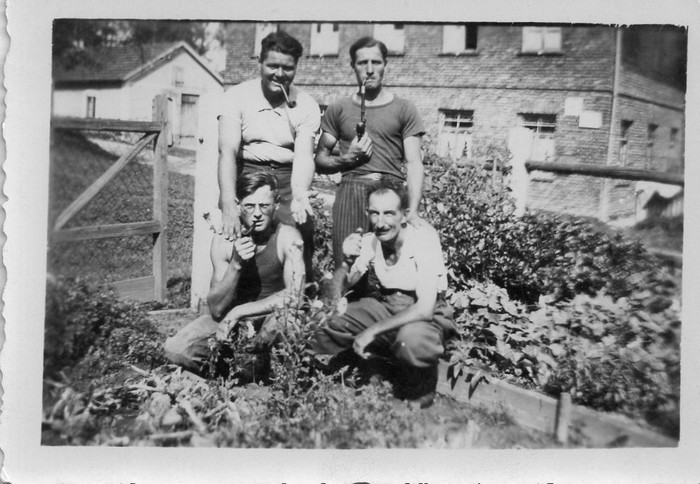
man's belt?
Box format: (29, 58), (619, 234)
(341, 172), (404, 183)
(240, 159), (293, 171)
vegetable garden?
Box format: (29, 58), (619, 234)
(42, 132), (682, 447)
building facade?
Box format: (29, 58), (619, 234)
(219, 22), (685, 221)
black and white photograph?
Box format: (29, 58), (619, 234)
(2, 0), (700, 483)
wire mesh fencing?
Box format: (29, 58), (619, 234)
(48, 128), (159, 284)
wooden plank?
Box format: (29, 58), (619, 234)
(437, 362), (558, 434)
(526, 161), (684, 186)
(437, 361), (677, 448)
(51, 221), (162, 243)
(53, 132), (158, 231)
(152, 94), (170, 302)
(52, 117), (163, 133)
(110, 276), (155, 302)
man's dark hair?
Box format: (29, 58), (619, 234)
(367, 179), (409, 210)
(349, 36), (388, 65)
(236, 171), (279, 201)
(260, 30), (303, 62)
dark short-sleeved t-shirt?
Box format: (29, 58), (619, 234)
(321, 96), (425, 178)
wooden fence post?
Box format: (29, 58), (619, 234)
(152, 94), (170, 302)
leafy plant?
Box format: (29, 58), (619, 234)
(44, 277), (166, 380)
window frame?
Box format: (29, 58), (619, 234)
(521, 26), (563, 55)
(619, 119), (633, 166)
(309, 22), (340, 57)
(518, 112), (557, 161)
(86, 95), (96, 119)
(438, 109), (475, 160)
(646, 123), (658, 169)
(442, 24), (479, 54)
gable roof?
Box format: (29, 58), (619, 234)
(53, 41), (223, 86)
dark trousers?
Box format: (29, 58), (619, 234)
(312, 292), (455, 369)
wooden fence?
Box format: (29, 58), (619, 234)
(50, 95), (170, 302)
(525, 160), (684, 187)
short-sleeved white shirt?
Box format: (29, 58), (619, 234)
(219, 78), (320, 164)
(353, 224), (448, 293)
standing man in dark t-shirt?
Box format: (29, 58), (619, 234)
(165, 172), (305, 374)
(315, 36), (426, 269)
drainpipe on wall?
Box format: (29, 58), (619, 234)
(600, 27), (623, 222)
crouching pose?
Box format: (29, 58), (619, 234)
(312, 180), (455, 407)
(165, 172), (305, 375)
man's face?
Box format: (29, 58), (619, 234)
(367, 190), (407, 245)
(260, 50), (297, 100)
(239, 185), (277, 234)
(352, 45), (386, 91)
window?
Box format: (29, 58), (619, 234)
(519, 113), (556, 161)
(620, 120), (633, 165)
(438, 110), (474, 160)
(670, 127), (679, 150)
(310, 23), (340, 56)
(521, 26), (562, 54)
(254, 23), (278, 57)
(373, 23), (405, 54)
(172, 66), (184, 87)
(646, 123), (658, 169)
(442, 24), (478, 54)
(86, 96), (96, 118)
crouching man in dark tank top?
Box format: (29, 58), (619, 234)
(165, 172), (305, 377)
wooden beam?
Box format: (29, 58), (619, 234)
(53, 132), (158, 231)
(526, 161), (684, 186)
(110, 276), (155, 302)
(152, 94), (170, 302)
(51, 221), (162, 243)
(52, 117), (163, 133)
(436, 361), (677, 447)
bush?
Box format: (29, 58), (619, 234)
(446, 275), (681, 436)
(44, 277), (166, 380)
(422, 158), (653, 304)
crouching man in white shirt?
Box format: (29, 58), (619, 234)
(312, 180), (455, 408)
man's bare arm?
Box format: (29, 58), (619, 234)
(290, 132), (316, 224)
(403, 135), (425, 221)
(314, 132), (371, 171)
(218, 115), (242, 240)
(222, 225), (305, 321)
(207, 235), (243, 321)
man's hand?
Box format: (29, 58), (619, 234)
(353, 326), (380, 359)
(216, 319), (237, 341)
(342, 228), (364, 265)
(344, 134), (373, 166)
(406, 212), (428, 228)
(291, 192), (314, 225)
(233, 236), (256, 262)
(221, 202), (242, 241)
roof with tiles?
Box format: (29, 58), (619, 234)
(53, 41), (222, 85)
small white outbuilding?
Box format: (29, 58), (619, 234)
(52, 41), (224, 147)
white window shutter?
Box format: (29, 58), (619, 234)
(522, 26), (543, 53)
(543, 27), (562, 52)
(374, 24), (405, 54)
(310, 23), (340, 56)
(254, 23), (278, 57)
(443, 25), (465, 54)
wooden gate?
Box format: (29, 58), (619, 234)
(49, 95), (170, 301)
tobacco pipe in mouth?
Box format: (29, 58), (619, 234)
(278, 82), (296, 108)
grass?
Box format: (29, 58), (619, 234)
(49, 130), (194, 308)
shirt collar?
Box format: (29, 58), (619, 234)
(253, 78), (298, 113)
